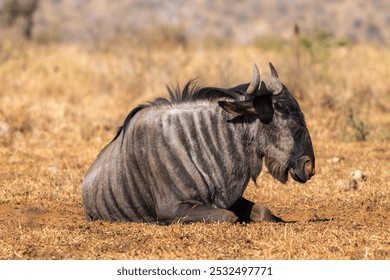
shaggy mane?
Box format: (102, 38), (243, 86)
(112, 81), (248, 142)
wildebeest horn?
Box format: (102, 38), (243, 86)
(269, 62), (279, 78)
(263, 77), (283, 95)
(246, 64), (260, 94)
(263, 62), (283, 95)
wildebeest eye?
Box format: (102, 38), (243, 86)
(274, 104), (289, 116)
(288, 119), (304, 139)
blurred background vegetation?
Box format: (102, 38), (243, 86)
(0, 0), (389, 143)
(0, 0), (389, 45)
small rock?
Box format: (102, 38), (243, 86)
(47, 164), (59, 174)
(350, 170), (367, 181)
(344, 169), (367, 191)
(327, 156), (345, 164)
(0, 121), (10, 136)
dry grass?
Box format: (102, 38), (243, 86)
(1, 39), (390, 260)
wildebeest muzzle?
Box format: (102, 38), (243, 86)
(289, 155), (315, 183)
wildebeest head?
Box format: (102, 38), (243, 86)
(218, 63), (315, 184)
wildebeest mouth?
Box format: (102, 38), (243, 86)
(266, 158), (310, 184)
(289, 168), (307, 184)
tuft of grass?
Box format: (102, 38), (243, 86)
(341, 108), (370, 141)
(300, 31), (332, 64)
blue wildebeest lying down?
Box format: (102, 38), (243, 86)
(82, 63), (315, 224)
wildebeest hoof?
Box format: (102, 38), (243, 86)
(250, 204), (284, 223)
(210, 209), (238, 223)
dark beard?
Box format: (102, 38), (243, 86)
(264, 157), (289, 184)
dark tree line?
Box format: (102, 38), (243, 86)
(0, 0), (39, 39)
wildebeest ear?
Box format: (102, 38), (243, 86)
(218, 100), (256, 116)
(253, 95), (274, 124)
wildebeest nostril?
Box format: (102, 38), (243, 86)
(304, 160), (315, 178)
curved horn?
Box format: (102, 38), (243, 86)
(263, 77), (283, 95)
(246, 64), (260, 94)
(269, 62), (279, 78)
(262, 62), (282, 95)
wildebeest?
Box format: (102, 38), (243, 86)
(82, 63), (315, 224)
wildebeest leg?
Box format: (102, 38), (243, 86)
(229, 197), (284, 223)
(159, 203), (238, 224)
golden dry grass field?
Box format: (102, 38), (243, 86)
(0, 39), (390, 259)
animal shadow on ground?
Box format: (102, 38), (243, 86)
(229, 198), (334, 224)
(283, 214), (334, 224)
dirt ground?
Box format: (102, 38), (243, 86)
(1, 42), (390, 259)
